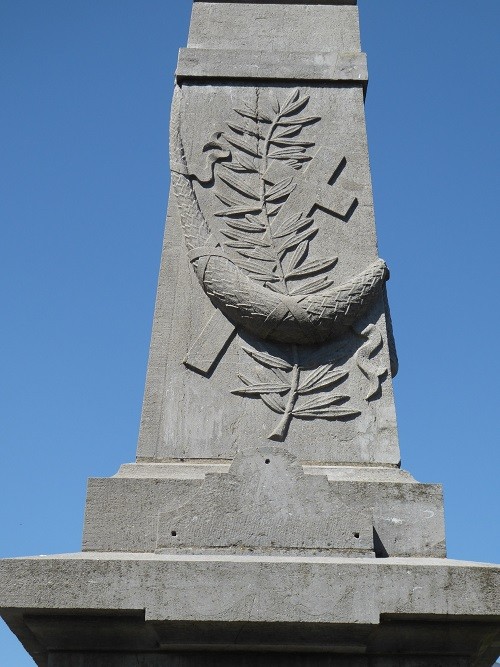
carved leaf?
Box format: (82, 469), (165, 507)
(266, 203), (283, 216)
(269, 147), (307, 159)
(274, 125), (302, 139)
(287, 240), (309, 272)
(286, 256), (338, 279)
(270, 138), (315, 147)
(270, 93), (281, 115)
(215, 191), (247, 207)
(239, 155), (258, 172)
(277, 116), (320, 126)
(242, 347), (293, 371)
(273, 214), (313, 239)
(260, 393), (287, 414)
(280, 88), (300, 109)
(227, 122), (263, 139)
(224, 162), (253, 173)
(293, 407), (360, 420)
(247, 273), (279, 283)
(288, 276), (335, 296)
(224, 134), (261, 158)
(226, 218), (265, 233)
(237, 247), (276, 262)
(264, 177), (296, 202)
(232, 382), (290, 396)
(286, 155), (312, 170)
(221, 229), (270, 246)
(270, 367), (289, 383)
(298, 367), (348, 394)
(218, 172), (259, 200)
(278, 227), (318, 254)
(225, 240), (254, 250)
(295, 393), (349, 413)
(239, 257), (277, 276)
(234, 106), (272, 123)
(281, 89), (310, 116)
(215, 203), (262, 217)
(245, 214), (266, 227)
(265, 281), (285, 293)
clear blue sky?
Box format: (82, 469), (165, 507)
(1, 1), (499, 664)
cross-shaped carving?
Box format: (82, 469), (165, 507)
(265, 146), (357, 226)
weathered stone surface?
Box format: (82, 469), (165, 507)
(176, 49), (368, 83)
(138, 79), (399, 463)
(187, 3), (360, 54)
(83, 456), (444, 557)
(156, 448), (373, 554)
(3, 554), (497, 623)
(0, 554), (498, 666)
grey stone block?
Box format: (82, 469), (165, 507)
(83, 456), (444, 557)
(188, 3), (361, 54)
(176, 49), (368, 84)
(0, 554), (498, 666)
(156, 448), (373, 555)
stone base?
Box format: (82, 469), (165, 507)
(83, 453), (445, 557)
(0, 553), (498, 666)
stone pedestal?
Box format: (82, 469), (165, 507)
(0, 1), (498, 665)
(1, 554), (499, 666)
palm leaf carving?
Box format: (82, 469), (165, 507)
(213, 88), (335, 294)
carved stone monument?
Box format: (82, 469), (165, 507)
(0, 1), (499, 665)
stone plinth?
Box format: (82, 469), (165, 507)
(1, 554), (499, 666)
(82, 453), (445, 558)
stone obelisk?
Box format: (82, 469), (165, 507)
(0, 1), (498, 665)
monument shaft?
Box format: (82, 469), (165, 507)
(0, 2), (498, 666)
(138, 0), (399, 465)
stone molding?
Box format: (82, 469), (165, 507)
(176, 49), (368, 84)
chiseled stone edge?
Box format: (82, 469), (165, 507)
(1, 555), (497, 665)
(176, 49), (367, 83)
(0, 553), (498, 622)
(82, 474), (444, 557)
(115, 462), (414, 482)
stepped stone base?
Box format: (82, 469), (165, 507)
(83, 453), (445, 558)
(0, 553), (498, 666)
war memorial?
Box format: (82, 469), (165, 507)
(1, 1), (499, 665)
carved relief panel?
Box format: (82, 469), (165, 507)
(139, 83), (399, 465)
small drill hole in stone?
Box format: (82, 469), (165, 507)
(354, 532), (360, 539)
(265, 458), (270, 464)
(171, 531), (177, 537)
